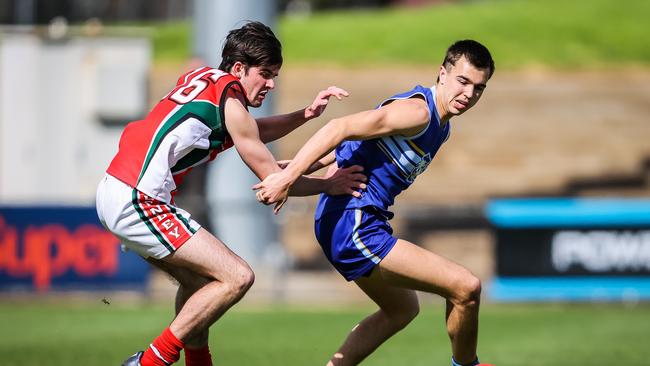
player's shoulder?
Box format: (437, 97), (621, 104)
(203, 69), (247, 100)
(396, 84), (430, 98)
(174, 67), (240, 86)
(175, 66), (206, 86)
(379, 85), (430, 106)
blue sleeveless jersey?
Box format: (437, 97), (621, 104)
(315, 85), (450, 220)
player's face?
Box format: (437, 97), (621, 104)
(237, 64), (280, 108)
(438, 56), (490, 117)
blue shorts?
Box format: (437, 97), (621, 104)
(314, 207), (398, 281)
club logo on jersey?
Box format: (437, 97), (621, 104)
(406, 153), (432, 183)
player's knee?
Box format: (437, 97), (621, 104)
(449, 272), (481, 308)
(457, 274), (481, 306)
(229, 263), (255, 296)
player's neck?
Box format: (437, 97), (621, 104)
(434, 86), (451, 125)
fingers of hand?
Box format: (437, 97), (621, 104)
(336, 92), (349, 100)
(348, 178), (366, 190)
(309, 98), (328, 115)
(255, 190), (263, 201)
(344, 168), (367, 184)
(273, 198), (287, 214)
(327, 86), (349, 97)
(346, 165), (364, 173)
(353, 174), (367, 184)
(317, 91), (330, 101)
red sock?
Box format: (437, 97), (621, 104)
(141, 327), (185, 366)
(185, 346), (213, 366)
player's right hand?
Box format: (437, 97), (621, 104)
(252, 171), (292, 214)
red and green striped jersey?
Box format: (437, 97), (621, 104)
(106, 67), (245, 203)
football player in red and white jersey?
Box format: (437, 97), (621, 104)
(97, 21), (366, 366)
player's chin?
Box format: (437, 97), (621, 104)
(450, 103), (469, 116)
(249, 99), (263, 108)
(449, 107), (463, 116)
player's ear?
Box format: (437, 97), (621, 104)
(232, 61), (246, 79)
(438, 65), (447, 85)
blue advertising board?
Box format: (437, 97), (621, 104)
(486, 198), (650, 302)
(0, 206), (149, 292)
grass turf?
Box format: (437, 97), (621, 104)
(136, 0), (649, 69)
(0, 301), (648, 365)
(280, 0), (650, 69)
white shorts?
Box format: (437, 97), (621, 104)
(96, 174), (201, 259)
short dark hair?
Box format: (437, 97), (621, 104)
(219, 21), (283, 72)
(441, 40), (495, 80)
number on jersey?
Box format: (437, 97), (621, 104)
(168, 69), (227, 104)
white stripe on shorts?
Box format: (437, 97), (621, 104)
(352, 209), (381, 264)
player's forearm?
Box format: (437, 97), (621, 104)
(256, 109), (309, 143)
(287, 175), (329, 197)
(233, 137), (282, 180)
(283, 119), (345, 185)
(304, 151), (336, 174)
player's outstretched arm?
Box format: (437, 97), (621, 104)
(253, 97), (430, 209)
(277, 151), (337, 174)
(253, 163), (367, 214)
(256, 86), (349, 143)
(285, 165), (367, 197)
(225, 95), (367, 212)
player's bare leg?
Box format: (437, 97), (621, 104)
(172, 272), (214, 365)
(128, 229), (253, 366)
(153, 228), (255, 341)
(147, 259), (211, 348)
(175, 282), (209, 346)
(327, 239), (481, 366)
(375, 239), (481, 364)
(327, 278), (419, 366)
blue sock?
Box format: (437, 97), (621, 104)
(451, 356), (480, 366)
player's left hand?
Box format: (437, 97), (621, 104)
(304, 86), (350, 120)
(324, 165), (367, 197)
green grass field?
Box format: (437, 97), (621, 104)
(143, 0), (650, 69)
(1, 301), (648, 365)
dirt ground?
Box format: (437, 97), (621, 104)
(151, 65), (650, 300)
(277, 67), (650, 201)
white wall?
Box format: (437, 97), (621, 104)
(0, 33), (150, 204)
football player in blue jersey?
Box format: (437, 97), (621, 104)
(254, 40), (495, 366)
